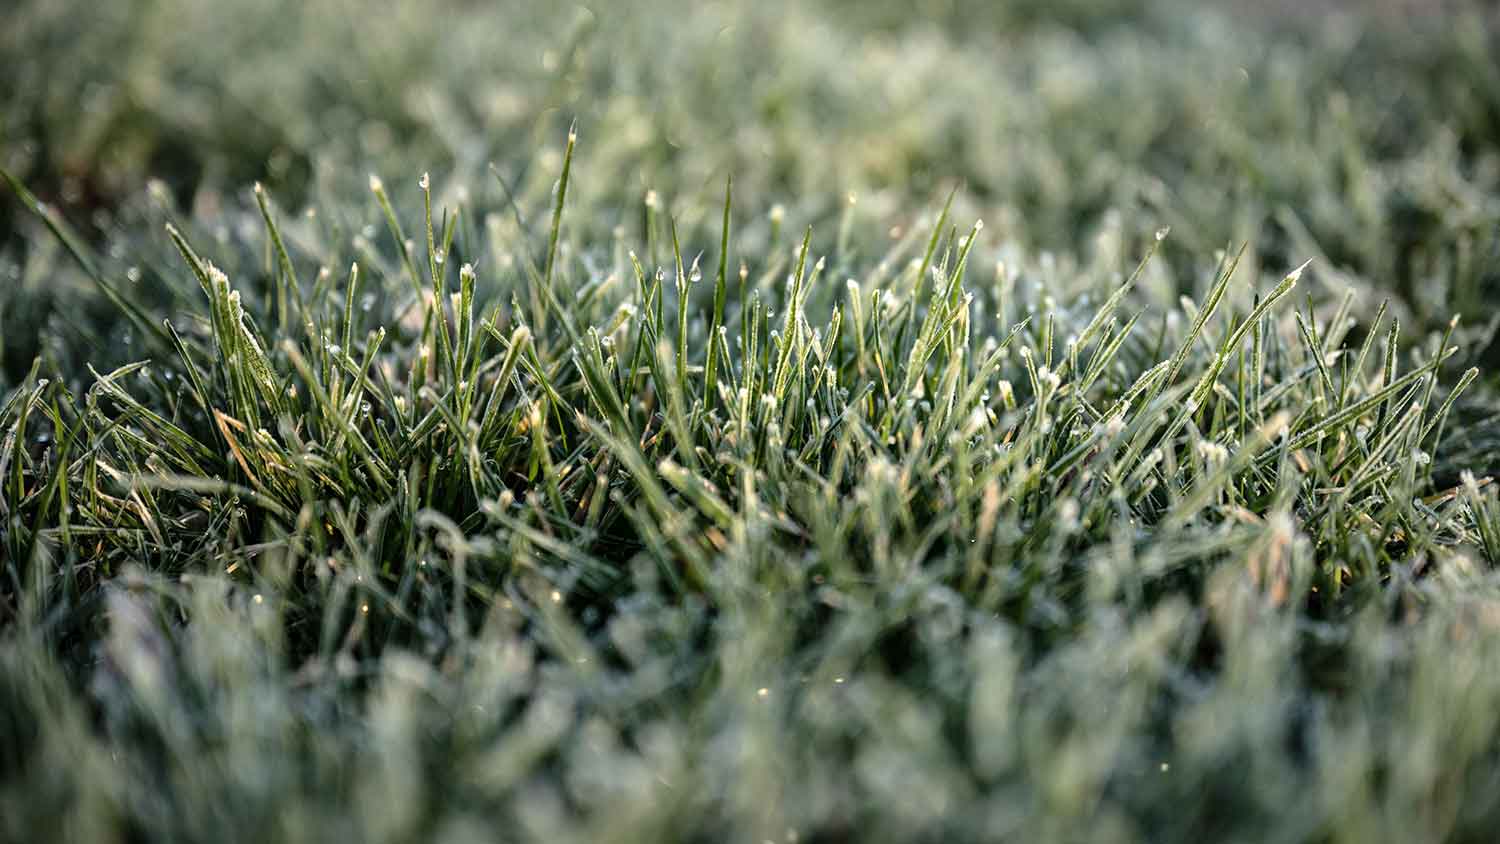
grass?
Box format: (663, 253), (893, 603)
(3, 1), (1500, 841)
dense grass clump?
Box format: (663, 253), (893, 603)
(3, 1), (1500, 842)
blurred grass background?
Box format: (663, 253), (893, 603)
(4, 0), (1497, 332)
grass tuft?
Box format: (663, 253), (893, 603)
(3, 1), (1500, 841)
